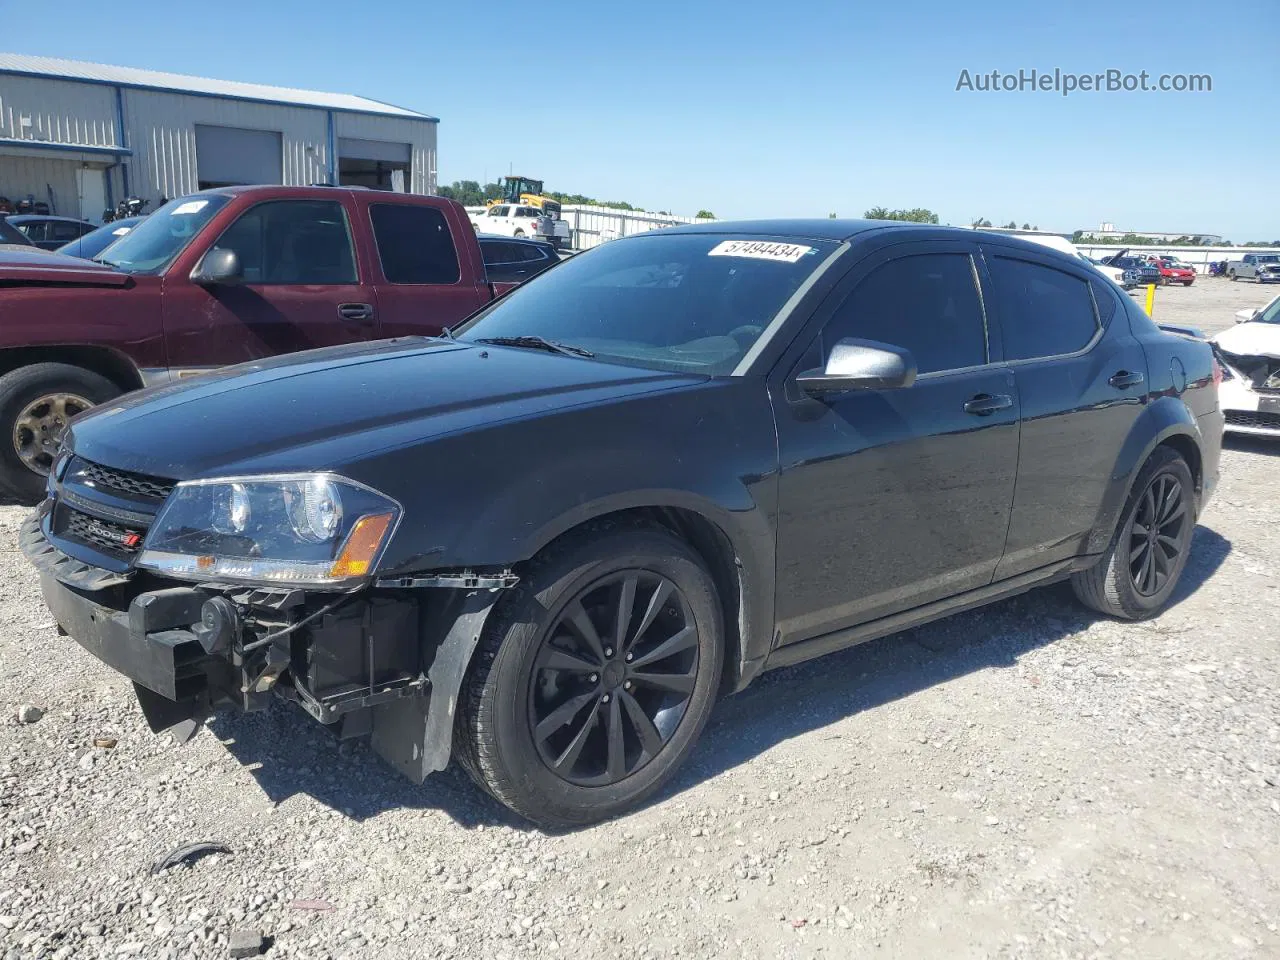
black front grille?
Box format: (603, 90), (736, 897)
(71, 459), (175, 502)
(1225, 410), (1280, 430)
(65, 509), (145, 555)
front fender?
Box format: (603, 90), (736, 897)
(1084, 395), (1202, 554)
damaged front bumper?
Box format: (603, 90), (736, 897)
(1215, 349), (1280, 436)
(22, 512), (506, 781)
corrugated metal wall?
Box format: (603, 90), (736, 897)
(0, 74), (119, 147)
(0, 154), (81, 215)
(333, 113), (436, 194)
(121, 89), (329, 199)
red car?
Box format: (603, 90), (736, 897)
(0, 186), (520, 502)
(1144, 255), (1196, 286)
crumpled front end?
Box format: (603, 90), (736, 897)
(1215, 348), (1280, 436)
(22, 453), (507, 781)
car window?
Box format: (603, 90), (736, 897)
(482, 241), (520, 266)
(15, 221), (45, 242)
(370, 203), (460, 284)
(97, 194), (231, 274)
(987, 256), (1100, 361)
(490, 206), (509, 217)
(821, 253), (987, 375)
(459, 233), (840, 375)
(519, 244), (548, 262)
(50, 222), (86, 243)
(212, 200), (356, 285)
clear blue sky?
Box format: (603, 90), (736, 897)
(8, 0), (1275, 239)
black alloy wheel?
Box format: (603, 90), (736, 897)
(529, 571), (699, 787)
(1127, 472), (1188, 597)
(454, 523), (723, 828)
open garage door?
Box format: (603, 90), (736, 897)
(338, 138), (411, 192)
(195, 125), (282, 188)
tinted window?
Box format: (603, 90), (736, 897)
(212, 200), (356, 284)
(50, 221), (87, 243)
(15, 222), (45, 242)
(822, 253), (987, 375)
(371, 203), (460, 284)
(515, 243), (547, 262)
(481, 241), (521, 266)
(988, 257), (1099, 360)
(1089, 279), (1118, 326)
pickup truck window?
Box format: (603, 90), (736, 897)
(98, 194), (231, 273)
(370, 203), (460, 284)
(211, 200), (356, 284)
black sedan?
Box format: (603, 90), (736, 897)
(24, 220), (1223, 828)
(4, 214), (97, 250)
(477, 233), (560, 284)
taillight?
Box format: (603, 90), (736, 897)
(1213, 361), (1224, 386)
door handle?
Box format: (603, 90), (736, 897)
(338, 302), (375, 324)
(1108, 370), (1145, 389)
(963, 393), (1013, 416)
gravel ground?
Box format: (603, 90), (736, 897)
(2, 279), (1278, 960)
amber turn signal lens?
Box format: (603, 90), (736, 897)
(328, 512), (395, 578)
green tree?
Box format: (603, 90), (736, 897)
(1004, 221), (1018, 229)
(696, 210), (717, 220)
(865, 207), (940, 224)
(864, 206), (891, 220)
(1022, 222), (1031, 230)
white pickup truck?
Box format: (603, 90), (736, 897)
(471, 204), (571, 249)
(1227, 253), (1280, 283)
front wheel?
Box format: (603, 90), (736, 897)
(0, 363), (121, 503)
(1071, 446), (1195, 620)
(455, 524), (724, 828)
(1229, 271), (1237, 281)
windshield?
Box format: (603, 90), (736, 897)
(1258, 255), (1279, 263)
(97, 195), (231, 273)
(458, 233), (840, 374)
(72, 219), (142, 260)
(1259, 297), (1280, 325)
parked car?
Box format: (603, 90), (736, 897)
(0, 186), (517, 502)
(477, 234), (560, 284)
(473, 203), (572, 249)
(1227, 253), (1280, 283)
(23, 220), (1223, 827)
(56, 216), (146, 260)
(5, 215), (97, 251)
(1143, 255), (1196, 286)
(1006, 233), (1134, 287)
(1101, 250), (1163, 287)
(1213, 294), (1280, 435)
(0, 217), (35, 247)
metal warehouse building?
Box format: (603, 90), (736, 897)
(0, 53), (438, 222)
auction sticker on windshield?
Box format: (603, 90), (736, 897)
(708, 240), (814, 263)
(170, 200), (209, 216)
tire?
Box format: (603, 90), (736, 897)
(455, 522), (724, 828)
(1229, 271), (1237, 281)
(0, 363), (121, 504)
(1070, 446), (1196, 621)
(1182, 279), (1194, 287)
(513, 229), (525, 237)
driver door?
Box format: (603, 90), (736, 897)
(770, 241), (1020, 645)
(162, 198), (378, 369)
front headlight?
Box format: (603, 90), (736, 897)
(137, 474), (400, 586)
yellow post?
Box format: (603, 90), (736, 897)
(1145, 283), (1156, 316)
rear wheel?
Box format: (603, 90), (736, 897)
(0, 363), (121, 503)
(1071, 446), (1195, 620)
(1229, 270), (1237, 281)
(455, 523), (723, 828)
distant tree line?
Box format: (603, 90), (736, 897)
(436, 179), (714, 218)
(864, 207), (940, 224)
(1069, 232), (1244, 247)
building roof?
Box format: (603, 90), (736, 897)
(0, 53), (436, 121)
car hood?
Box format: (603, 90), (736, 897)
(1213, 322), (1280, 359)
(67, 337), (705, 478)
(0, 246), (130, 286)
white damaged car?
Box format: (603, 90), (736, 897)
(1213, 293), (1280, 436)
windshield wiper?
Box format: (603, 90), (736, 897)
(473, 335), (594, 359)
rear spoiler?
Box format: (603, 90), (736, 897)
(1157, 323), (1207, 340)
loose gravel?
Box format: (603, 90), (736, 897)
(1, 278), (1277, 960)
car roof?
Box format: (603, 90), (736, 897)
(659, 219), (907, 241)
(6, 214), (95, 225)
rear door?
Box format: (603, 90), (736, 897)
(980, 245), (1148, 579)
(162, 197), (377, 368)
(363, 198), (491, 337)
(771, 241), (1021, 643)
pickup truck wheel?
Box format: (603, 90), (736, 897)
(0, 363), (121, 503)
(1229, 270), (1237, 281)
(455, 524), (723, 828)
(1070, 446), (1195, 621)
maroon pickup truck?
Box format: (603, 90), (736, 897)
(0, 185), (512, 502)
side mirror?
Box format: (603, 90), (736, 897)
(1235, 307), (1259, 324)
(191, 248), (243, 286)
(796, 338), (917, 395)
